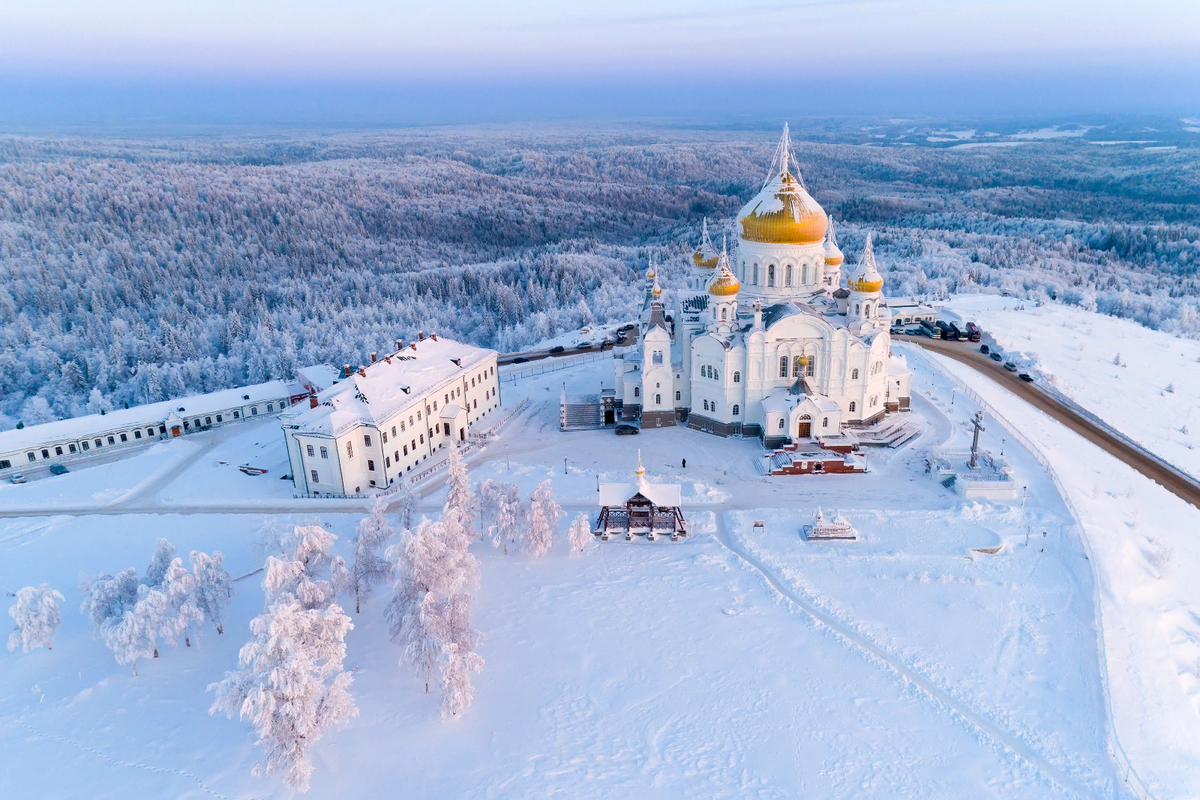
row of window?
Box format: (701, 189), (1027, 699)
(779, 355), (816, 379)
(700, 399), (741, 417)
(744, 262), (824, 289)
(777, 416), (831, 430)
(699, 365), (742, 383)
(21, 424), (173, 462)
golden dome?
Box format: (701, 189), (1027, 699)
(693, 248), (719, 269)
(708, 267), (741, 297)
(738, 170), (828, 245)
(848, 232), (884, 293)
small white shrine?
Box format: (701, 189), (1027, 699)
(595, 453), (686, 541)
(804, 507), (857, 541)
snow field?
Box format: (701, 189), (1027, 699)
(923, 348), (1200, 798)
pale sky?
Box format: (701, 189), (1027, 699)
(1, 1), (1198, 122)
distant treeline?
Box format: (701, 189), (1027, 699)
(1, 128), (1197, 424)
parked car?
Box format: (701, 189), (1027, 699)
(1018, 373), (1034, 382)
(9, 473), (26, 484)
(512, 357), (528, 364)
(979, 344), (990, 355)
(615, 424), (640, 435)
(912, 326), (934, 337)
(1004, 362), (1018, 372)
(966, 322), (982, 342)
(575, 342), (594, 350)
(549, 345), (565, 354)
(49, 463), (69, 475)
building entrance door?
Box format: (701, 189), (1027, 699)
(797, 421), (811, 438)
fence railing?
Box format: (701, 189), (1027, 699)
(500, 351), (611, 382)
(904, 344), (1152, 800)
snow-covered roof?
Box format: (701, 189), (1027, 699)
(296, 364), (340, 393)
(0, 380), (292, 453)
(761, 390), (840, 416)
(598, 482), (682, 508)
(440, 403), (462, 420)
(285, 336), (497, 438)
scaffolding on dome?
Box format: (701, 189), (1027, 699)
(763, 122), (806, 189)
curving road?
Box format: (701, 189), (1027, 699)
(899, 334), (1200, 512)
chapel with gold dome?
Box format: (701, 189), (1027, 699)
(613, 125), (912, 447)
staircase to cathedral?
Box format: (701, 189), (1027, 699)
(560, 393), (604, 431)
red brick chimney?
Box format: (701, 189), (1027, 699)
(396, 338), (403, 351)
(370, 352), (377, 363)
(418, 331), (424, 341)
(343, 364), (351, 378)
(431, 333), (438, 341)
(410, 342), (417, 351)
(358, 367), (366, 377)
(385, 355), (392, 364)
(309, 396), (319, 409)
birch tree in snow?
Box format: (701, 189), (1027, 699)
(144, 538), (176, 588)
(566, 513), (594, 557)
(161, 558), (205, 647)
(7, 584), (64, 652)
(190, 550), (233, 635)
(106, 585), (169, 674)
(438, 641), (484, 719)
(494, 482), (524, 554)
(441, 444), (476, 551)
(395, 481), (419, 533)
(525, 480), (564, 558)
(350, 496), (395, 613)
(79, 568), (140, 637)
(262, 524), (346, 610)
(209, 596), (357, 792)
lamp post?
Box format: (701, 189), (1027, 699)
(1001, 438), (1006, 457)
(506, 444), (510, 471)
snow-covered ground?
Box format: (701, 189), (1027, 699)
(909, 346), (1200, 798)
(0, 356), (1164, 798)
(946, 294), (1200, 479)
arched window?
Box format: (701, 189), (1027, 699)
(779, 356), (788, 377)
(752, 264), (759, 285)
(793, 356), (802, 377)
(767, 265), (775, 287)
(806, 356), (815, 377)
(864, 303), (872, 317)
(822, 417), (829, 428)
(785, 265), (793, 287)
(346, 442), (354, 459)
(732, 404), (740, 416)
(733, 371), (740, 383)
(721, 307), (727, 321)
(634, 386), (640, 397)
(852, 368), (859, 380)
(655, 394), (661, 405)
(711, 401), (718, 414)
(802, 264), (809, 285)
(713, 369), (719, 381)
(675, 391), (681, 401)
(703, 400), (709, 411)
(778, 418), (785, 430)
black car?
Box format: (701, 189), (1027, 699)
(49, 463), (69, 475)
(1018, 373), (1034, 382)
(512, 357), (528, 364)
(979, 344), (990, 355)
(989, 352), (1003, 362)
(615, 424), (640, 435)
(549, 345), (565, 354)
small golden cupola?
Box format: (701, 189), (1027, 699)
(692, 217), (720, 268)
(848, 233), (884, 293)
(824, 217), (844, 267)
(737, 124), (828, 245)
(707, 238), (741, 297)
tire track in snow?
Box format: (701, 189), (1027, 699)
(709, 516), (1115, 800)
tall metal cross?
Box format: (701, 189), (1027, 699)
(969, 410), (986, 469)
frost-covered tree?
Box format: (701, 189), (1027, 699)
(191, 550), (233, 635)
(396, 481), (419, 533)
(350, 497), (395, 613)
(144, 538), (177, 589)
(79, 568), (140, 636)
(161, 558), (205, 647)
(262, 524), (347, 610)
(494, 482), (524, 554)
(566, 513), (594, 557)
(105, 585), (169, 674)
(7, 584), (64, 652)
(386, 518), (483, 708)
(209, 597), (357, 792)
(525, 480), (563, 558)
(438, 641), (484, 720)
(477, 479), (500, 535)
(441, 445), (475, 551)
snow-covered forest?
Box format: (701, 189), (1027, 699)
(1, 123), (1198, 424)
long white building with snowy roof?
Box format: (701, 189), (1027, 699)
(614, 125), (912, 449)
(281, 333), (500, 496)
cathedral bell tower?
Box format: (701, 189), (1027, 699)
(847, 233), (885, 328)
(706, 238), (741, 338)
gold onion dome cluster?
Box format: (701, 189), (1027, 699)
(824, 239), (844, 266)
(738, 170), (828, 245)
(693, 245), (719, 269)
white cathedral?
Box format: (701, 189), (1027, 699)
(614, 126), (912, 449)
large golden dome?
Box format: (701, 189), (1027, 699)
(693, 247), (719, 269)
(738, 170), (828, 245)
(708, 269), (741, 297)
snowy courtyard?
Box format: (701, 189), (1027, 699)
(3, 341), (1181, 799)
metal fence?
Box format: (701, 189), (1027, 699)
(906, 345), (1152, 800)
(499, 351), (612, 382)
